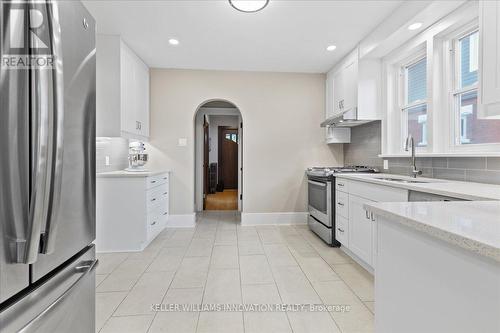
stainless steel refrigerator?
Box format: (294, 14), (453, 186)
(0, 0), (96, 331)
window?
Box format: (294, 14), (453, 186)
(452, 30), (500, 145)
(402, 57), (427, 147)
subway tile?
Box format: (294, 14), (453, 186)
(432, 168), (466, 181)
(465, 169), (500, 185)
(431, 157), (448, 168)
(448, 157), (486, 170)
(486, 157), (500, 170)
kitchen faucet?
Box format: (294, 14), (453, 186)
(405, 134), (422, 178)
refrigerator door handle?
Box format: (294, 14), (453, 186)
(22, 1), (54, 264)
(17, 259), (98, 333)
(40, 1), (65, 255)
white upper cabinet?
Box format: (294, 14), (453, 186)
(324, 48), (382, 143)
(479, 0), (500, 119)
(96, 35), (150, 140)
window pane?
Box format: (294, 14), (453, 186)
(458, 90), (500, 145)
(407, 104), (427, 147)
(406, 58), (427, 104)
(459, 31), (478, 88)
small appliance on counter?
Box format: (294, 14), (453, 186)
(125, 141), (149, 172)
(306, 166), (379, 246)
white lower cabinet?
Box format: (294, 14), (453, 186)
(348, 194), (375, 266)
(335, 179), (408, 272)
(96, 172), (170, 252)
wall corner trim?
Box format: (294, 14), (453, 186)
(167, 213), (196, 228)
(241, 212), (308, 226)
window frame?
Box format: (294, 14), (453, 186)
(399, 52), (428, 150)
(445, 22), (500, 153)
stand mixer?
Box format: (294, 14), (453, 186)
(125, 141), (148, 172)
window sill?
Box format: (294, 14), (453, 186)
(379, 152), (500, 158)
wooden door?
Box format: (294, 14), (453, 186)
(203, 117), (209, 209)
(218, 127), (238, 189)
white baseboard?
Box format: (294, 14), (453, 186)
(241, 212), (308, 226)
(166, 214), (196, 228)
(340, 246), (374, 275)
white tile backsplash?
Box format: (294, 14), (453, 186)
(96, 137), (129, 173)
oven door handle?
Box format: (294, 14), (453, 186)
(308, 180), (327, 187)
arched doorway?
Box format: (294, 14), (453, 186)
(194, 100), (243, 212)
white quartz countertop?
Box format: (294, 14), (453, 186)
(335, 173), (500, 201)
(96, 170), (170, 178)
(364, 201), (500, 263)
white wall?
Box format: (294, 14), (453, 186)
(147, 69), (343, 216)
(208, 115), (239, 164)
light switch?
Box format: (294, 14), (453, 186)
(105, 156), (110, 166)
(178, 138), (187, 147)
(383, 159), (389, 170)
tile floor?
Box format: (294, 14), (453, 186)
(95, 211), (374, 333)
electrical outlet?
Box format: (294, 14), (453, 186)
(383, 159), (389, 170)
(105, 156), (110, 166)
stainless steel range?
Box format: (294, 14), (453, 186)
(306, 166), (379, 246)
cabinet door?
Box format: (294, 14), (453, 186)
(479, 0), (500, 118)
(348, 194), (374, 265)
(341, 59), (358, 118)
(333, 69), (344, 114)
(136, 62), (150, 138)
(325, 72), (335, 118)
(120, 44), (139, 135)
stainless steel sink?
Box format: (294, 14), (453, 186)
(374, 177), (429, 184)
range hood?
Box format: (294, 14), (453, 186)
(320, 108), (374, 128)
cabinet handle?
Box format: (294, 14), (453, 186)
(151, 198), (156, 202)
(163, 212), (168, 216)
(163, 177), (167, 180)
(338, 183), (344, 187)
(365, 210), (370, 219)
(163, 192), (168, 195)
(337, 228), (344, 233)
(371, 212), (375, 221)
(150, 180), (156, 184)
(151, 221), (157, 226)
(337, 202), (344, 206)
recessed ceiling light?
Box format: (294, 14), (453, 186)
(168, 38), (179, 45)
(229, 0), (269, 13)
(326, 45), (337, 51)
(408, 22), (423, 31)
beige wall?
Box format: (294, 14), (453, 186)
(147, 69), (343, 215)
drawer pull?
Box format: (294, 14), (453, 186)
(163, 192), (168, 195)
(337, 228), (344, 233)
(151, 221), (157, 226)
(163, 212), (168, 215)
(337, 202), (344, 206)
(338, 183), (344, 187)
(163, 177), (167, 180)
(150, 180), (157, 184)
(151, 198), (156, 202)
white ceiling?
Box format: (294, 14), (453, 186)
(83, 0), (403, 73)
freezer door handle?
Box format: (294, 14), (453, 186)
(40, 1), (65, 255)
(18, 259), (98, 333)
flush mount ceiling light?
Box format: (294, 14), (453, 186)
(168, 38), (179, 45)
(408, 22), (423, 31)
(326, 45), (337, 51)
(229, 0), (269, 13)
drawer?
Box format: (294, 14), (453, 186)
(335, 191), (349, 218)
(349, 180), (407, 202)
(147, 184), (168, 209)
(146, 173), (169, 189)
(147, 211), (163, 240)
(335, 214), (348, 246)
(336, 178), (349, 192)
